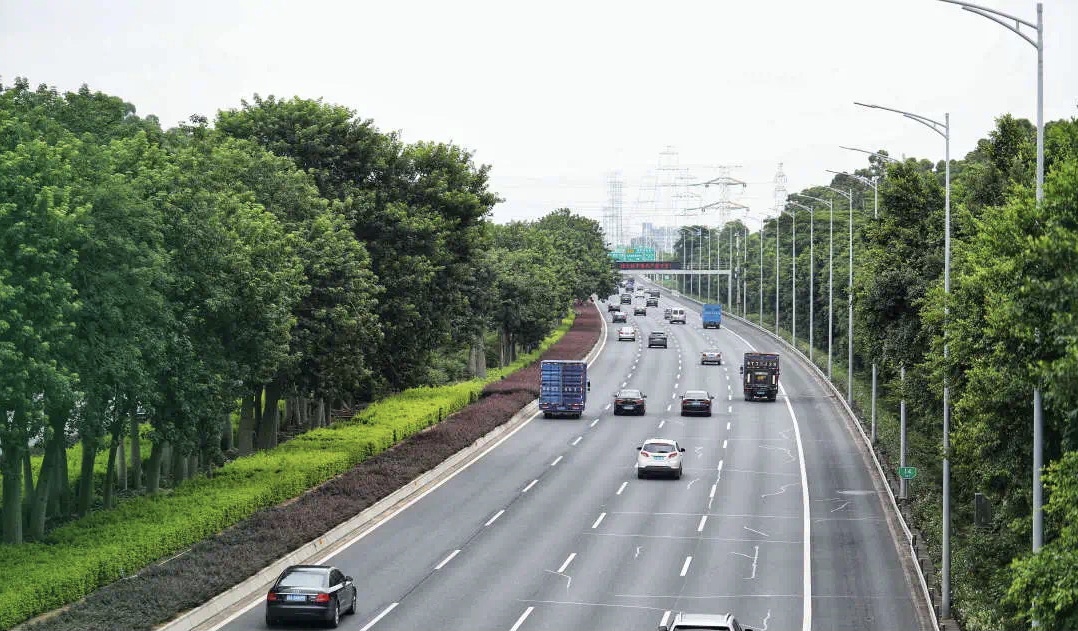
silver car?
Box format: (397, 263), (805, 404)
(636, 438), (685, 479)
(617, 326), (636, 341)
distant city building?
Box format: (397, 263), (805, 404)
(631, 222), (679, 257)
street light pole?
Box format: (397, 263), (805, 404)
(856, 100), (951, 620)
(939, 0), (1045, 564)
(824, 185), (855, 404)
(775, 213), (780, 334)
(793, 193), (834, 376)
(781, 205), (797, 348)
(788, 201), (815, 364)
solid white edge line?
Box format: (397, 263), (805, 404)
(591, 512), (606, 529)
(680, 555), (693, 576)
(616, 481), (628, 495)
(557, 552), (577, 573)
(485, 509), (505, 526)
(434, 549), (461, 570)
(722, 324), (812, 631)
(509, 606), (535, 631)
(522, 479), (538, 493)
(359, 602), (399, 631)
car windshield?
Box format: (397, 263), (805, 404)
(685, 392), (709, 400)
(278, 570), (326, 588)
(651, 332), (666, 337)
(617, 390), (642, 398)
(643, 442), (675, 453)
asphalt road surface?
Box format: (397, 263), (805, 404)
(214, 285), (932, 631)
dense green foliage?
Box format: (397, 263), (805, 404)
(0, 77), (617, 555)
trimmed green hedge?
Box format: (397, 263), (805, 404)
(0, 312), (574, 630)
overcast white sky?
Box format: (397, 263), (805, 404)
(2, 0), (1075, 237)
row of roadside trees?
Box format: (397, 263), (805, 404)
(0, 78), (619, 545)
(672, 114), (1078, 630)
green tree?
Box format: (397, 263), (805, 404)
(0, 122), (80, 543)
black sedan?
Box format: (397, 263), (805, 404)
(612, 311), (627, 323)
(633, 305), (647, 316)
(266, 564), (357, 628)
(680, 390), (714, 417)
(613, 389), (647, 415)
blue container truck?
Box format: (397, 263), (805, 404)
(539, 360), (589, 418)
(702, 304), (723, 329)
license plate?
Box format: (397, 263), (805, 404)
(285, 594), (307, 601)
(652, 455), (665, 460)
(621, 405), (634, 409)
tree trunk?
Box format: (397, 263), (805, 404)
(146, 441), (164, 495)
(129, 415), (141, 492)
(102, 436), (118, 509)
(117, 427), (127, 491)
(170, 443), (186, 486)
(1, 419), (26, 544)
(22, 448), (33, 502)
(237, 394), (256, 455)
(49, 430), (68, 517)
(28, 435), (53, 540)
(470, 337), (488, 378)
(221, 411), (234, 452)
(76, 435), (97, 516)
(257, 380), (283, 451)
(187, 451), (199, 478)
(316, 398), (326, 428)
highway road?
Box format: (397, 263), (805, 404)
(213, 284), (932, 631)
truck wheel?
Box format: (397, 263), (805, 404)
(543, 412), (552, 419)
(744, 394), (751, 401)
(637, 470), (645, 479)
(768, 395), (776, 402)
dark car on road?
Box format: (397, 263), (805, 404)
(614, 388), (647, 415)
(646, 296), (659, 306)
(680, 390), (714, 417)
(647, 331), (668, 348)
(633, 305), (647, 316)
(608, 302), (621, 312)
(620, 294), (633, 304)
(612, 311), (627, 323)
(266, 565), (357, 628)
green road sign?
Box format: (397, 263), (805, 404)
(610, 247), (657, 262)
(898, 466), (918, 480)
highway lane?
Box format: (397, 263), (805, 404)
(215, 288), (929, 631)
(651, 282), (932, 631)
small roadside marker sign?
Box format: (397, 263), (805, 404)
(898, 466), (918, 480)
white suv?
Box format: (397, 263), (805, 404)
(659, 612), (754, 631)
(669, 308), (686, 324)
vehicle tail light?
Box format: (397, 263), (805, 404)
(640, 451), (650, 457)
(314, 593), (331, 603)
(635, 399), (644, 404)
(267, 592), (278, 601)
